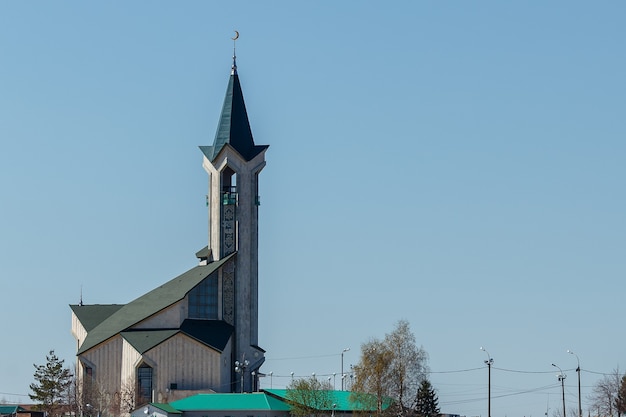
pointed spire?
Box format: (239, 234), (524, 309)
(200, 36), (269, 163)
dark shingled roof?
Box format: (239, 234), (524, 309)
(200, 70), (268, 162)
(70, 304), (124, 332)
(180, 319), (233, 351)
(121, 330), (179, 354)
(120, 320), (234, 354)
(77, 253), (236, 355)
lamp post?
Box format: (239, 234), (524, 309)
(235, 357), (249, 393)
(341, 348), (350, 390)
(480, 347), (493, 417)
(268, 371), (273, 389)
(552, 363), (566, 417)
(567, 350), (582, 417)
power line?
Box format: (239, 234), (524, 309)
(0, 392), (30, 397)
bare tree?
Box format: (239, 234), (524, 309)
(351, 320), (429, 416)
(285, 376), (333, 417)
(617, 375), (626, 417)
(385, 319), (429, 410)
(119, 378), (136, 417)
(352, 339), (393, 415)
(589, 368), (624, 417)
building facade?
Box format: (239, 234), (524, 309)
(70, 54), (268, 411)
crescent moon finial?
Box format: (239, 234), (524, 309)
(231, 30), (239, 75)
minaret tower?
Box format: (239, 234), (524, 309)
(199, 39), (268, 392)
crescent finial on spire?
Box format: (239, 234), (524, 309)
(231, 30), (239, 75)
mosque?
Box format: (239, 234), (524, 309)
(70, 47), (269, 409)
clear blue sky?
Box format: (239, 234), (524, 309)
(1, 2), (624, 416)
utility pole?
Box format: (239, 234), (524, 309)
(481, 347), (494, 417)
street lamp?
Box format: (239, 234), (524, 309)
(341, 348), (350, 390)
(552, 363), (566, 417)
(480, 347), (493, 417)
(268, 371), (273, 389)
(567, 350), (582, 417)
(235, 358), (249, 393)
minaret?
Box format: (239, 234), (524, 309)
(199, 43), (268, 392)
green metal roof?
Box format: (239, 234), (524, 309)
(170, 393), (290, 411)
(70, 304), (124, 332)
(0, 406), (25, 415)
(77, 253), (236, 355)
(263, 389), (388, 412)
(200, 69), (268, 163)
(150, 404), (182, 414)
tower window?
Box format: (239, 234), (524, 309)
(222, 168), (238, 205)
(189, 273), (218, 319)
(222, 186), (237, 205)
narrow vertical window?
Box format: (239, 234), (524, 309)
(137, 364), (153, 405)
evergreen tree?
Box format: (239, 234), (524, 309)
(413, 379), (440, 417)
(29, 350), (72, 417)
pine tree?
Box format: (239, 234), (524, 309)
(29, 350), (73, 417)
(413, 379), (440, 417)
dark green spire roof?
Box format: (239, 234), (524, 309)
(200, 65), (268, 162)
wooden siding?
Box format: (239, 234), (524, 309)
(79, 336), (123, 396)
(143, 333), (227, 399)
(133, 301), (186, 330)
(121, 338), (142, 388)
(71, 312), (87, 349)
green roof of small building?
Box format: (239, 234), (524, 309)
(151, 403), (182, 414)
(0, 406), (26, 415)
(263, 389), (390, 412)
(76, 253), (236, 354)
(169, 393), (290, 411)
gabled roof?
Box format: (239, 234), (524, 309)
(77, 253), (236, 355)
(70, 304), (124, 332)
(169, 393), (290, 411)
(120, 320), (234, 354)
(199, 69), (268, 163)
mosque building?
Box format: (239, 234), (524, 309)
(70, 49), (269, 409)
